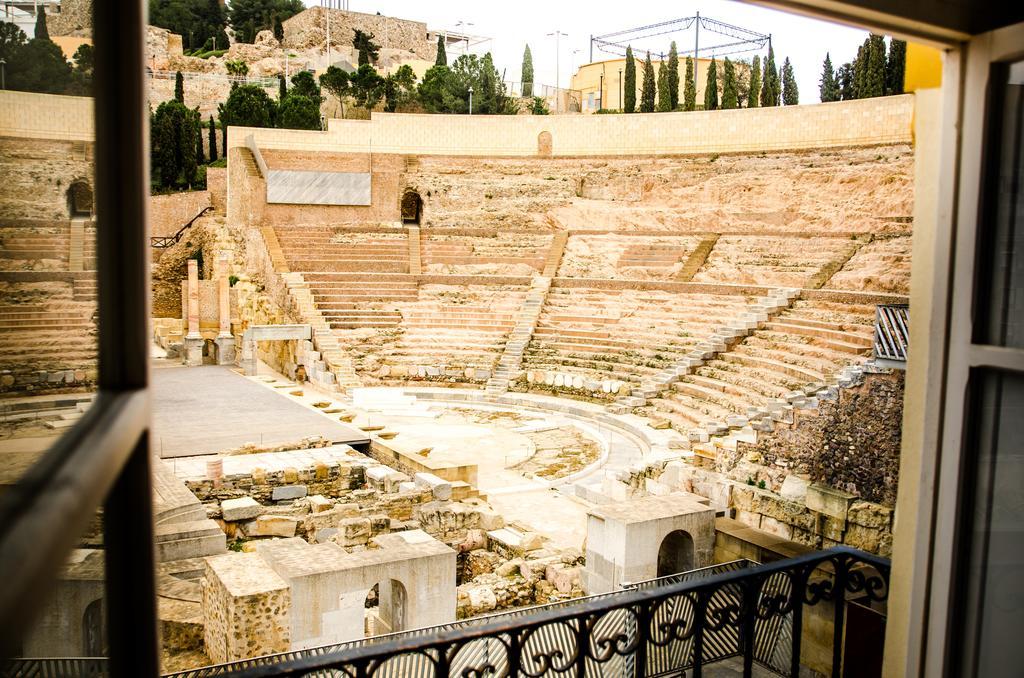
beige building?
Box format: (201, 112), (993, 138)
(571, 55), (753, 112)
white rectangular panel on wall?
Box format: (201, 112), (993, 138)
(265, 170), (372, 206)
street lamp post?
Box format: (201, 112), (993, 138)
(0, 59), (6, 90)
(546, 30), (568, 113)
(468, 86), (474, 115)
(618, 68), (622, 110)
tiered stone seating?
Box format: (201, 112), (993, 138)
(275, 226), (408, 273)
(692, 236), (853, 288)
(303, 273), (417, 330)
(651, 299), (875, 431)
(0, 221), (69, 271)
(827, 236), (912, 294)
(0, 294), (97, 390)
(421, 233), (552, 274)
(557, 235), (700, 279)
(522, 288), (754, 390)
(380, 285), (528, 377)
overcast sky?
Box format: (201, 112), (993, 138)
(320, 1), (878, 104)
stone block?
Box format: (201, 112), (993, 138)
(844, 523), (888, 554)
(247, 515), (298, 538)
(337, 517), (372, 546)
(806, 483), (856, 521)
(759, 516), (793, 540)
(545, 564), (581, 594)
(779, 475), (810, 502)
(222, 497), (262, 522)
(821, 515), (846, 541)
(272, 485), (308, 501)
(307, 495), (333, 513)
(414, 472), (453, 501)
(735, 510), (761, 529)
(383, 470), (411, 493)
(477, 509), (505, 531)
(847, 501), (893, 529)
(314, 528), (339, 543)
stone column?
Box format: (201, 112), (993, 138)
(214, 251), (236, 365)
(183, 259), (204, 366)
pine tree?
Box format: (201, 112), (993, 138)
(34, 8), (48, 41)
(819, 53), (839, 102)
(683, 56), (696, 111)
(208, 116), (218, 162)
(435, 34), (447, 66)
(760, 45), (779, 106)
(624, 46), (636, 113)
(704, 57), (718, 110)
(667, 41), (679, 110)
(720, 58), (738, 109)
(174, 70), (185, 103)
(521, 44), (534, 97)
(640, 52), (656, 112)
(748, 55), (760, 108)
(885, 38), (906, 95)
(657, 61), (671, 111)
(865, 34), (886, 97)
(782, 57), (798, 105)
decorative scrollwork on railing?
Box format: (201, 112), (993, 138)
(151, 546), (890, 678)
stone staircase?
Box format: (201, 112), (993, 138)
(611, 288), (801, 411)
(486, 276), (552, 395)
(407, 225), (422, 275)
(675, 234), (720, 281)
(542, 231), (569, 277)
(806, 235), (871, 289)
(257, 226), (360, 390)
(68, 218), (87, 272)
(72, 277), (97, 301)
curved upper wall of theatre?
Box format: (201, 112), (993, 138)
(227, 94), (915, 158)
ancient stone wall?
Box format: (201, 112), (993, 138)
(0, 137), (92, 222)
(731, 372), (904, 506)
(282, 7), (437, 61)
(46, 0), (92, 37)
(150, 191), (212, 238)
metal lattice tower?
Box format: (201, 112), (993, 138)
(590, 13), (770, 63)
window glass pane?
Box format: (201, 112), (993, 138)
(0, 21), (97, 486)
(957, 369), (1024, 677)
(976, 60), (1024, 348)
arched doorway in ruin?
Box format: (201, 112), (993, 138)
(67, 179), (94, 217)
(537, 131), (553, 157)
(364, 578), (408, 637)
(82, 598), (106, 656)
(657, 529), (695, 578)
(400, 189), (422, 225)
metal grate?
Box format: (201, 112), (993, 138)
(874, 304), (910, 364)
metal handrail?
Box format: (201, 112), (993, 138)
(150, 206), (213, 249)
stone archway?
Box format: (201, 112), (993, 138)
(400, 189), (422, 225)
(537, 131), (553, 157)
(657, 529), (695, 577)
(67, 179), (93, 217)
(82, 598), (105, 656)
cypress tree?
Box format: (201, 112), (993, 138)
(838, 62), (855, 100)
(195, 111), (205, 164)
(521, 44), (534, 97)
(819, 53), (839, 102)
(208, 116), (218, 162)
(760, 45), (779, 107)
(782, 57), (798, 105)
(748, 55), (760, 108)
(624, 46), (636, 113)
(683, 56), (696, 111)
(221, 122), (227, 158)
(865, 34), (886, 97)
(34, 8), (48, 40)
(278, 74), (287, 100)
(640, 52), (656, 112)
(704, 57), (718, 110)
(885, 38), (906, 95)
(657, 61), (671, 111)
(435, 34), (447, 66)
(667, 41), (679, 110)
(174, 70), (185, 103)
(720, 58), (737, 109)
(852, 41), (867, 98)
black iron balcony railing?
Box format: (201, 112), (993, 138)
(150, 206), (213, 249)
(4, 546), (889, 678)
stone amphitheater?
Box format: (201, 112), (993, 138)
(2, 90), (914, 668)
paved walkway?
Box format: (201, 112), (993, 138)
(152, 366), (368, 458)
